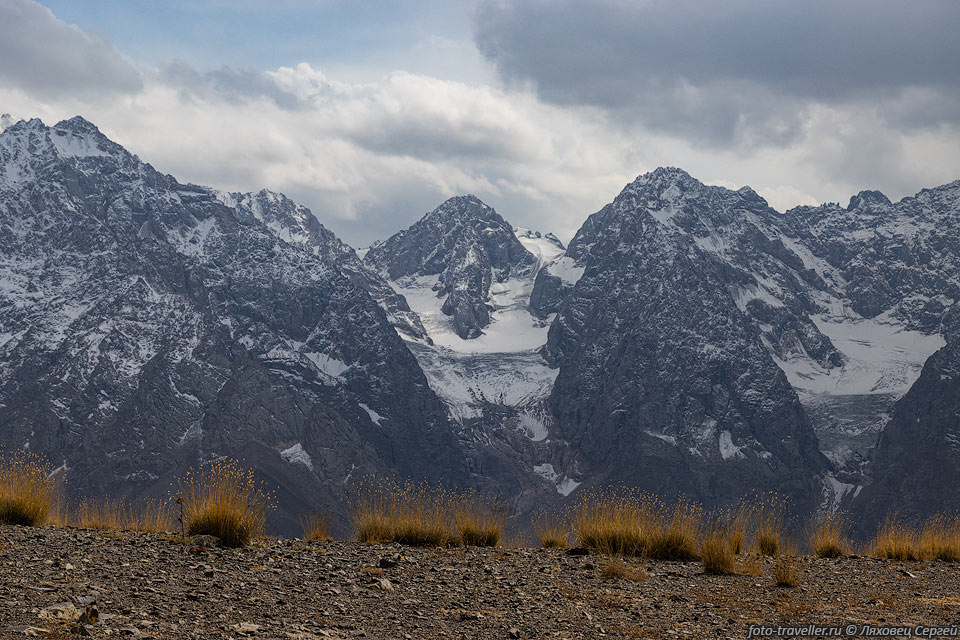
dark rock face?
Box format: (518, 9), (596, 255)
(0, 117), (466, 534)
(364, 196), (537, 339)
(782, 182), (960, 332)
(851, 305), (960, 535)
(540, 168), (829, 509)
(217, 189), (429, 341)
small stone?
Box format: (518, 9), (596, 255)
(38, 602), (82, 622)
(370, 578), (393, 592)
(509, 628), (521, 638)
(233, 622), (261, 634)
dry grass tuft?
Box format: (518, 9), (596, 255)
(721, 503), (753, 555)
(454, 490), (505, 547)
(648, 500), (702, 561)
(701, 529), (736, 575)
(301, 511), (333, 543)
(0, 451), (60, 527)
(533, 512), (569, 549)
(600, 558), (648, 582)
(918, 515), (960, 562)
(352, 479), (502, 547)
(571, 491), (703, 560)
(870, 515), (921, 561)
(353, 480), (454, 546)
(176, 459), (273, 548)
(773, 557), (799, 587)
(754, 496), (786, 557)
(811, 512), (849, 558)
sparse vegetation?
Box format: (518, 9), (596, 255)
(73, 496), (172, 533)
(11, 460), (960, 571)
(601, 558), (648, 582)
(811, 512), (849, 558)
(454, 490), (505, 547)
(176, 459), (273, 548)
(870, 515), (921, 561)
(773, 557), (799, 587)
(533, 512), (570, 549)
(754, 496), (787, 557)
(353, 480), (456, 546)
(301, 511), (333, 543)
(352, 479), (502, 547)
(722, 503), (752, 555)
(571, 491), (702, 560)
(0, 451), (59, 527)
(701, 529), (736, 575)
(918, 515), (960, 562)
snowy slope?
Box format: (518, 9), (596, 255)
(365, 204), (578, 495)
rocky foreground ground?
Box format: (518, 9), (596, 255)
(2, 525), (959, 639)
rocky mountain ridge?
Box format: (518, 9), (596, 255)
(2, 116), (958, 531)
(0, 116), (468, 534)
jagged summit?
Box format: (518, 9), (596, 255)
(365, 195), (536, 339)
(420, 194), (496, 221)
(847, 189), (892, 211)
(55, 115), (103, 134)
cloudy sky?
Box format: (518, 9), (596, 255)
(2, 0), (959, 246)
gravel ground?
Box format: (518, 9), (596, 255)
(2, 525), (959, 639)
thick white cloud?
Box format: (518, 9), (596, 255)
(2, 1), (959, 248)
(0, 0), (142, 99)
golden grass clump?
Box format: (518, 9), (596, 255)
(870, 515), (921, 561)
(701, 529), (736, 575)
(773, 557), (799, 587)
(0, 451), (59, 527)
(176, 459), (273, 548)
(753, 496), (786, 557)
(454, 489), (505, 547)
(353, 479), (456, 546)
(301, 511), (333, 543)
(648, 500), (701, 561)
(571, 490), (655, 556)
(571, 490), (703, 560)
(533, 512), (570, 549)
(721, 503), (754, 555)
(811, 512), (849, 558)
(918, 515), (960, 562)
(352, 480), (503, 547)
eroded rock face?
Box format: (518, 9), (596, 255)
(539, 168), (829, 509)
(0, 116), (467, 533)
(851, 305), (960, 535)
(215, 189), (429, 341)
(364, 195), (537, 339)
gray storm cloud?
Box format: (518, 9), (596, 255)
(474, 0), (960, 146)
(0, 0), (142, 99)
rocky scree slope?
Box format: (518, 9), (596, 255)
(0, 116), (467, 534)
(5, 526), (960, 640)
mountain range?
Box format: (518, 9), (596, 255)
(1, 115), (957, 535)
